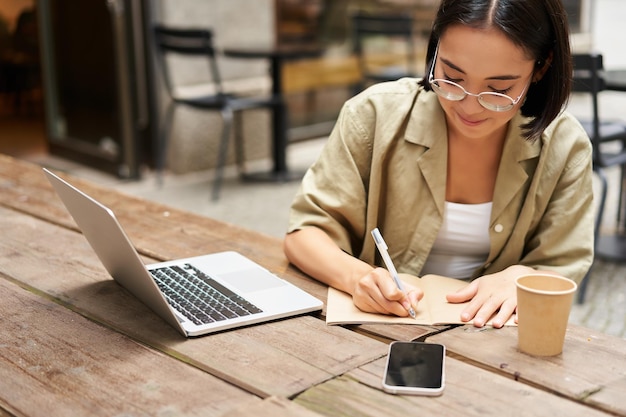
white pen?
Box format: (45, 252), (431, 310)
(371, 228), (417, 319)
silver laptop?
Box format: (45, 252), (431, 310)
(44, 168), (322, 337)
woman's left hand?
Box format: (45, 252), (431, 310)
(445, 265), (554, 328)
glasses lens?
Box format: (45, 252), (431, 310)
(431, 79), (466, 101)
(478, 93), (515, 112)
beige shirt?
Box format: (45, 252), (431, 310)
(288, 79), (594, 284)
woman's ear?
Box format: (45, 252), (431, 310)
(533, 51), (554, 83)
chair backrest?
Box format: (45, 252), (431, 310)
(572, 53), (607, 93)
(571, 53), (607, 141)
(351, 12), (416, 86)
(571, 52), (626, 171)
(152, 25), (224, 97)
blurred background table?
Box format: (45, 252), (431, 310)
(224, 43), (323, 182)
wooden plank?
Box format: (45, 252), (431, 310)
(294, 356), (613, 417)
(428, 325), (626, 416)
(0, 277), (261, 417)
(0, 155), (73, 226)
(221, 396), (324, 417)
(0, 206), (389, 398)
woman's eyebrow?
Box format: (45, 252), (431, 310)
(440, 57), (522, 81)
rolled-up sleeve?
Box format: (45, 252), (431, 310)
(287, 98), (373, 256)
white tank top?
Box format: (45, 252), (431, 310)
(421, 201), (492, 279)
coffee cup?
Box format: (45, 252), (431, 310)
(515, 274), (577, 356)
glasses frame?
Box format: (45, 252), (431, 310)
(427, 43), (530, 112)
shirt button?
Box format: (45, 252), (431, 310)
(494, 224), (504, 233)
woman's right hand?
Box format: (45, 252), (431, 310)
(351, 267), (423, 317)
(284, 227), (422, 318)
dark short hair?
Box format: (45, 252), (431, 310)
(418, 0), (572, 141)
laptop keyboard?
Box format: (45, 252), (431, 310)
(149, 264), (263, 326)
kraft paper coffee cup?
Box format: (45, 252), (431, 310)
(515, 274), (578, 356)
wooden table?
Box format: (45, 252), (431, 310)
(1, 153), (625, 416)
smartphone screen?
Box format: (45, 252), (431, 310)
(382, 341), (445, 395)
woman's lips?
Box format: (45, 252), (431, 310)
(457, 112), (486, 127)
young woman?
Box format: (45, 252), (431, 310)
(284, 0), (594, 328)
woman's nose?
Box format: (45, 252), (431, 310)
(459, 93), (485, 114)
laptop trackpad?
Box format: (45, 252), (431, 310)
(219, 268), (287, 293)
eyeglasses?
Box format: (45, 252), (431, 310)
(427, 44), (530, 112)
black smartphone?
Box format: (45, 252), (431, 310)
(382, 341), (445, 396)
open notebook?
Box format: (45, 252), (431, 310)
(326, 273), (516, 326)
(44, 168), (323, 337)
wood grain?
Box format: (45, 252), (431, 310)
(0, 205), (388, 398)
(428, 325), (626, 416)
(0, 278), (261, 417)
(294, 356), (613, 417)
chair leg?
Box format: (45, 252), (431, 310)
(212, 106), (234, 201)
(578, 167), (608, 304)
(617, 163), (625, 230)
(233, 111), (246, 175)
(156, 101), (175, 187)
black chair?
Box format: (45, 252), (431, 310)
(152, 25), (279, 201)
(571, 53), (626, 303)
(351, 12), (419, 91)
